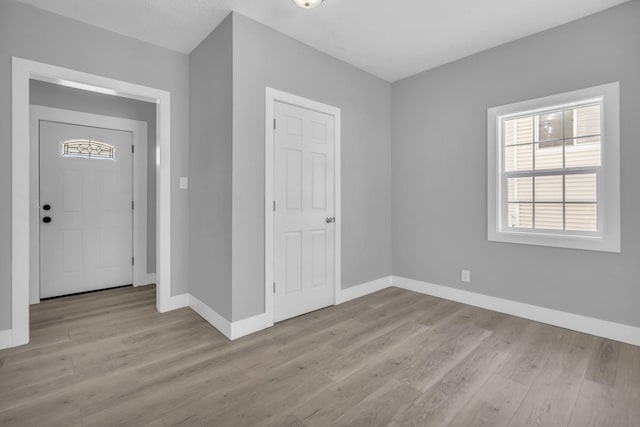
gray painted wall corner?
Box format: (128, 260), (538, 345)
(188, 13), (234, 320)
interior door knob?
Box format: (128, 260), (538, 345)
(42, 204), (52, 211)
(42, 216), (52, 224)
(325, 217), (335, 223)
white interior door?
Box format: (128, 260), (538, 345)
(274, 101), (336, 322)
(39, 120), (133, 298)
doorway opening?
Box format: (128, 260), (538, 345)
(10, 57), (173, 348)
(31, 102), (151, 302)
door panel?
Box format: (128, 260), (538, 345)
(311, 230), (327, 287)
(39, 120), (133, 298)
(62, 229), (83, 273)
(62, 169), (83, 212)
(312, 153), (327, 209)
(284, 232), (303, 294)
(286, 149), (303, 210)
(274, 101), (336, 322)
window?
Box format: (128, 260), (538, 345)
(487, 83), (620, 252)
(62, 139), (115, 159)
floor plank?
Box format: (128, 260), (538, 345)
(568, 379), (631, 427)
(448, 374), (529, 427)
(585, 338), (620, 387)
(332, 380), (421, 427)
(395, 347), (509, 426)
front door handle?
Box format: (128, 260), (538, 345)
(325, 217), (335, 224)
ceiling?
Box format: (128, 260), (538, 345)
(14, 0), (629, 82)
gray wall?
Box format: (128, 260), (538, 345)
(30, 80), (157, 274)
(188, 15), (233, 320)
(391, 1), (640, 327)
(0, 0), (190, 330)
(231, 13), (392, 321)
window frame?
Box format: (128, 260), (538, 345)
(487, 83), (620, 252)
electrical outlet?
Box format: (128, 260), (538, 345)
(461, 269), (471, 283)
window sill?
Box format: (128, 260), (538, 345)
(488, 229), (620, 253)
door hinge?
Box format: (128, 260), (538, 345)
(131, 200), (134, 210)
(273, 200), (276, 211)
(273, 282), (276, 293)
(273, 118), (276, 130)
(132, 145), (135, 153)
(132, 257), (135, 266)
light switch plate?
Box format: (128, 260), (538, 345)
(179, 177), (188, 190)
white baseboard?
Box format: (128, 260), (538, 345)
(337, 276), (393, 304)
(5, 275), (637, 349)
(231, 313), (267, 340)
(188, 295), (267, 341)
(159, 293), (190, 312)
(0, 329), (13, 350)
(189, 294), (232, 339)
(393, 276), (640, 347)
(188, 277), (394, 341)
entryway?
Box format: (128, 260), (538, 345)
(9, 57), (174, 349)
(30, 105), (149, 303)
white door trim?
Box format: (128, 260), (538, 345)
(11, 56), (173, 349)
(30, 105), (149, 303)
(264, 87), (341, 328)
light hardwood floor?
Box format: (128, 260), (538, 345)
(1, 285), (639, 426)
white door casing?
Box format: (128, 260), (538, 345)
(39, 121), (134, 298)
(265, 88), (341, 326)
(10, 57), (173, 350)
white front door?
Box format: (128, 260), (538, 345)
(39, 120), (133, 298)
(274, 101), (336, 322)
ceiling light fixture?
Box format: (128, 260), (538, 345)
(292, 0), (324, 9)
